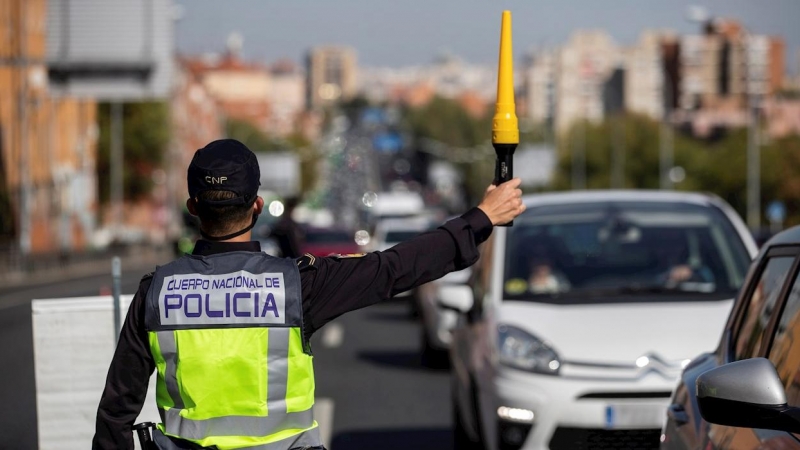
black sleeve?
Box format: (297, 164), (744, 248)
(300, 207), (492, 337)
(92, 276), (156, 450)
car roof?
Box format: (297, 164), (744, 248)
(522, 190), (724, 208)
(763, 225), (800, 247)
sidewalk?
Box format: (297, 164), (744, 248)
(0, 245), (173, 292)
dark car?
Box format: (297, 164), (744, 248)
(661, 225), (800, 449)
(301, 227), (362, 257)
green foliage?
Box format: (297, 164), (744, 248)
(403, 96), (495, 202)
(97, 102), (170, 203)
(225, 119), (283, 153)
(340, 95), (370, 123)
(406, 96), (490, 148)
(552, 113), (800, 227)
(225, 119), (319, 194)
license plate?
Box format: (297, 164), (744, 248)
(605, 403), (666, 429)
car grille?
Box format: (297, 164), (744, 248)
(549, 427), (661, 450)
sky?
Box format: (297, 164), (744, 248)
(175, 0), (800, 73)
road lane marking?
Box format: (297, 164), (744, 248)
(321, 323), (344, 348)
(314, 397), (334, 448)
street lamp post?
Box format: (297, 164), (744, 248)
(660, 70), (674, 190)
(746, 90), (761, 230)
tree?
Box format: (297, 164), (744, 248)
(551, 113), (800, 227)
(96, 102), (170, 204)
(225, 119), (283, 153)
(403, 97), (497, 202)
(225, 118), (319, 193)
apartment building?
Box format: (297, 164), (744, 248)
(306, 45), (358, 110)
(556, 30), (621, 133)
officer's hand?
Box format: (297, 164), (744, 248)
(478, 178), (525, 226)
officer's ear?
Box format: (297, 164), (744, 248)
(186, 198), (199, 217)
(253, 196), (265, 215)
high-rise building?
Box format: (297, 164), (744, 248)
(306, 46), (358, 110)
(268, 59), (305, 137)
(524, 49), (559, 128)
(680, 20), (784, 110)
(679, 33), (725, 110)
(625, 31), (675, 120)
(556, 30), (621, 133)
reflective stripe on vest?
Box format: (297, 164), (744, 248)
(154, 328), (314, 437)
(153, 427), (321, 450)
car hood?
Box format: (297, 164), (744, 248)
(498, 299), (733, 364)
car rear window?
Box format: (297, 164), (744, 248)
(502, 201), (752, 304)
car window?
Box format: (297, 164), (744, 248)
(502, 201), (752, 303)
(768, 269), (800, 406)
(734, 256), (795, 361)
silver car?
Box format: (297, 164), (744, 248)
(661, 225), (800, 449)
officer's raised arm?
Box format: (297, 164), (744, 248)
(300, 178), (525, 336)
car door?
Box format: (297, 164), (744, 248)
(707, 246), (800, 449)
(751, 260), (800, 449)
(662, 246), (799, 450)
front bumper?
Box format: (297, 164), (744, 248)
(494, 367), (674, 450)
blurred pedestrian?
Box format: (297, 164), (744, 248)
(92, 138), (525, 450)
(271, 196), (304, 258)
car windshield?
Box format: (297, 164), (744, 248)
(503, 201), (751, 303)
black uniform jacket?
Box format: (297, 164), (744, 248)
(93, 208), (492, 449)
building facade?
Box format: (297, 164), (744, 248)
(306, 46), (358, 110)
(556, 30), (621, 133)
(625, 31), (673, 120)
(0, 0), (99, 255)
(524, 49), (559, 128)
(182, 49), (306, 139)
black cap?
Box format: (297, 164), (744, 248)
(188, 139), (261, 205)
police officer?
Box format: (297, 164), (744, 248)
(92, 139), (525, 450)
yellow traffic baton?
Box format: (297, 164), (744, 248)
(492, 10), (519, 226)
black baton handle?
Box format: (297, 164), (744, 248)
(493, 143), (517, 227)
(133, 422), (157, 450)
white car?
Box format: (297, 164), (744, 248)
(416, 267), (471, 367)
(370, 216), (432, 252)
(445, 191), (758, 450)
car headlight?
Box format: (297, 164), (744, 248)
(498, 324), (561, 375)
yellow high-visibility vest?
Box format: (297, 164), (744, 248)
(145, 253), (320, 450)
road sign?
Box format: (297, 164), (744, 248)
(46, 0), (174, 100)
(767, 201), (786, 224)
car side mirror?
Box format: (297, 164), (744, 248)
(437, 285), (474, 313)
(697, 358), (800, 433)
